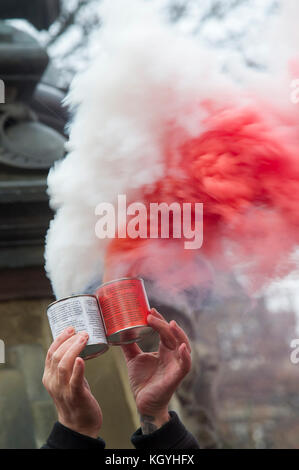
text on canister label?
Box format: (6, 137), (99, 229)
(47, 296), (107, 345)
(97, 279), (150, 336)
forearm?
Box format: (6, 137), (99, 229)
(41, 421), (106, 449)
(140, 410), (170, 434)
(132, 411), (200, 449)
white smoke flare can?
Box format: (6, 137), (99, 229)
(47, 295), (108, 360)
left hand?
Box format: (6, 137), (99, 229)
(121, 308), (192, 432)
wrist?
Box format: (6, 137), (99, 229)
(58, 417), (100, 439)
(139, 409), (170, 435)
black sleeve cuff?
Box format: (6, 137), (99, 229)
(131, 411), (200, 450)
(42, 422), (106, 449)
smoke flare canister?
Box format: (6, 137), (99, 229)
(47, 295), (108, 360)
(96, 278), (153, 344)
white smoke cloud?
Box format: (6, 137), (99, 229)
(45, 0), (230, 298)
(266, 0), (299, 70)
(45, 0), (296, 299)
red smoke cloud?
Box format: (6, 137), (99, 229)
(105, 96), (299, 293)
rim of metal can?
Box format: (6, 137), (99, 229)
(81, 342), (109, 360)
(47, 294), (98, 311)
(107, 324), (154, 345)
(97, 277), (144, 289)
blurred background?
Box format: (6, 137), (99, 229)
(0, 0), (298, 449)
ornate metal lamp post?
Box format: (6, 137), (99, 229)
(0, 15), (67, 299)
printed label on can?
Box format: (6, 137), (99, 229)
(97, 279), (150, 337)
(47, 296), (107, 345)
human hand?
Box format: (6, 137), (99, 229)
(121, 308), (192, 434)
(42, 327), (102, 439)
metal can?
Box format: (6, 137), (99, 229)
(47, 295), (109, 360)
(96, 277), (153, 345)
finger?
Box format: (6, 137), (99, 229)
(46, 327), (75, 366)
(57, 332), (89, 384)
(178, 343), (192, 376)
(151, 310), (191, 354)
(149, 308), (168, 323)
(147, 314), (177, 350)
(70, 357), (85, 392)
(83, 377), (91, 392)
(50, 333), (85, 369)
(121, 342), (142, 362)
(164, 344), (191, 389)
(169, 320), (192, 353)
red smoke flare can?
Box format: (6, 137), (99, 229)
(47, 295), (109, 360)
(96, 278), (153, 345)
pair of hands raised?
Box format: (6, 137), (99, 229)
(42, 308), (192, 438)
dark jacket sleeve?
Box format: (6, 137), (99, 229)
(41, 422), (106, 449)
(131, 411), (200, 449)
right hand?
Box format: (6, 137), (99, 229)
(121, 308), (192, 432)
(42, 327), (103, 439)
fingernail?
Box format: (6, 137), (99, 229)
(78, 332), (89, 342)
(67, 327), (75, 334)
